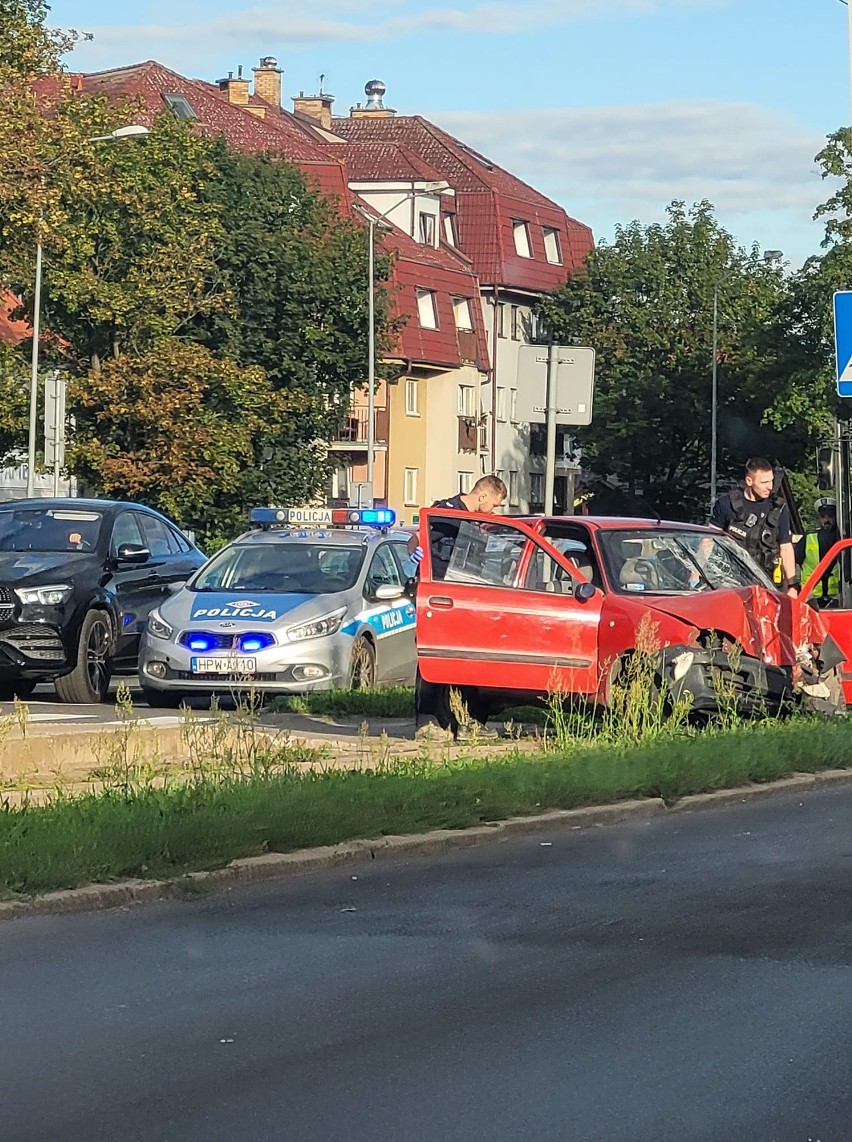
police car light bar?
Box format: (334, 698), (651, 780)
(249, 506), (396, 529)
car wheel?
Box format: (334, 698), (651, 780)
(0, 680), (37, 701)
(348, 637), (376, 690)
(54, 611), (113, 704)
(140, 687), (185, 709)
(434, 684), (490, 732)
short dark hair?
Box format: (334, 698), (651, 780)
(744, 457), (773, 476)
(472, 474), (507, 499)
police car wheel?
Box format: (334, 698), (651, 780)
(349, 637), (376, 690)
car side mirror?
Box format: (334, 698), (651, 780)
(115, 543), (150, 565)
(374, 583), (405, 601)
(575, 581), (596, 603)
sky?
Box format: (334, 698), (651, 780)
(46, 0), (852, 267)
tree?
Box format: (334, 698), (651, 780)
(537, 201), (791, 519)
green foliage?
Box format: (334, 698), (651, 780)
(538, 201), (795, 519)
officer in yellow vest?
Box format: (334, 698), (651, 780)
(795, 497), (840, 606)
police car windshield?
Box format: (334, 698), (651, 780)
(599, 529), (774, 595)
(192, 542), (365, 594)
(0, 507), (102, 553)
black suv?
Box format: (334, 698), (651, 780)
(0, 498), (205, 703)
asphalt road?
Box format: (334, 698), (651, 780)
(2, 787), (852, 1142)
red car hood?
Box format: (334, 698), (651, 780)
(644, 585), (827, 666)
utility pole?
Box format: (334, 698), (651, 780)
(544, 341), (557, 515)
(710, 286), (718, 510)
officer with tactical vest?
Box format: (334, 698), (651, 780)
(709, 457), (798, 596)
(795, 497), (840, 606)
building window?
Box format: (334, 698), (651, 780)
(162, 92), (197, 120)
(496, 387), (507, 422)
(511, 305), (522, 341)
(543, 227), (562, 265)
(416, 289), (438, 329)
(457, 384), (475, 417)
(512, 220), (532, 259)
(510, 388), (518, 422)
(405, 377), (419, 416)
(508, 469), (519, 506)
(452, 296), (473, 331)
(497, 303), (508, 339)
(404, 468), (418, 506)
(458, 471), (474, 494)
(418, 212), (436, 246)
(529, 472), (544, 506)
(443, 214), (458, 245)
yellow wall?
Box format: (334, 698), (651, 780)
(386, 375), (428, 526)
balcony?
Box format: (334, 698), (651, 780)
(330, 406), (389, 451)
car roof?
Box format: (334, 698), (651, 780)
(0, 497), (160, 514)
(230, 527), (412, 547)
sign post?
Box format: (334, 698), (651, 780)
(43, 370), (66, 496)
(832, 293), (852, 601)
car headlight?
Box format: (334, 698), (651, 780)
(14, 584), (73, 606)
(147, 610), (174, 640)
(286, 607), (347, 643)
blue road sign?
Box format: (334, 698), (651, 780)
(834, 291), (852, 397)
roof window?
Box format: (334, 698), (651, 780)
(512, 220), (533, 259)
(162, 93), (198, 121)
(416, 289), (438, 330)
(543, 227), (563, 265)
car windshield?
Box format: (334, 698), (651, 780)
(0, 508), (103, 553)
(192, 542), (365, 594)
(598, 529), (774, 594)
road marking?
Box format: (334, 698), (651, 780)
(24, 713), (100, 722)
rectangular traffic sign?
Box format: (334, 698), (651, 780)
(514, 345), (595, 425)
(834, 291), (852, 397)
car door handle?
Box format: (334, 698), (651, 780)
(428, 596), (454, 609)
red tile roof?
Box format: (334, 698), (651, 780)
(77, 62), (349, 199)
(0, 292), (31, 347)
(332, 115), (594, 290)
(341, 142), (446, 184)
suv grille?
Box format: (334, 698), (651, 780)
(0, 624), (65, 661)
(0, 586), (13, 620)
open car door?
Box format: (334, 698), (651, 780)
(801, 537), (852, 703)
(416, 509), (603, 697)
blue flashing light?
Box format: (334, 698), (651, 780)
(188, 635), (215, 653)
(249, 507), (289, 526)
(357, 508), (396, 527)
(238, 632), (274, 653)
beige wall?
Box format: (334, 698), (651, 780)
(386, 375), (428, 526)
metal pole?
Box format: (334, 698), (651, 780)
(544, 341), (557, 514)
(27, 239), (43, 498)
(848, 0), (852, 122)
(710, 286), (718, 509)
(366, 216), (375, 500)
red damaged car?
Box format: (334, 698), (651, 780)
(415, 509), (845, 731)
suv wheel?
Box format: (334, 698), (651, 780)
(55, 611), (113, 704)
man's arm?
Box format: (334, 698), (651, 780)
(777, 506), (797, 596)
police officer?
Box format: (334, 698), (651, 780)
(709, 457), (798, 596)
(795, 497), (840, 606)
(407, 474), (507, 575)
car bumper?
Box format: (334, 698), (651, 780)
(662, 645), (791, 715)
(0, 621), (72, 679)
(138, 634), (354, 693)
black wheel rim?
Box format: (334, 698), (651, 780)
(85, 618), (111, 696)
(351, 642), (375, 690)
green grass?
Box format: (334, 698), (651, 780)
(2, 717), (851, 897)
(268, 686), (415, 718)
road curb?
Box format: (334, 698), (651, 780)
(3, 774), (851, 921)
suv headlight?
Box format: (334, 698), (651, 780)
(147, 610), (174, 640)
(14, 584), (73, 606)
(286, 607), (347, 643)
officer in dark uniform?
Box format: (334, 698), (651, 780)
(709, 457), (798, 596)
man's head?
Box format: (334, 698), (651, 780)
(816, 497), (837, 530)
(464, 474), (507, 515)
(743, 457), (775, 501)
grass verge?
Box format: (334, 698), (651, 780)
(1, 717), (850, 897)
(268, 686), (415, 718)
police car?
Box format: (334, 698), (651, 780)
(137, 506), (418, 706)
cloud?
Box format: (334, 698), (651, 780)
(431, 101), (829, 262)
(64, 0), (720, 58)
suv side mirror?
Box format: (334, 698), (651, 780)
(115, 543), (150, 565)
(374, 583), (405, 601)
(575, 581), (596, 603)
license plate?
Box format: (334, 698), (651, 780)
(190, 656), (258, 675)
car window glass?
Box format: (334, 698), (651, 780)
(139, 515), (174, 559)
(110, 512), (144, 556)
(526, 548), (576, 595)
(367, 545), (403, 593)
(430, 517), (528, 587)
(391, 542), (418, 580)
(193, 543), (365, 593)
(0, 508), (102, 553)
(169, 527), (192, 554)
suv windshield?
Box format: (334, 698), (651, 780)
(0, 508), (103, 553)
(598, 529), (774, 594)
(192, 543), (365, 594)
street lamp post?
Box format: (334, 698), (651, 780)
(26, 124), (149, 497)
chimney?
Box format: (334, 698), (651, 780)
(253, 55), (282, 107)
(217, 64), (250, 106)
(350, 79), (396, 118)
(292, 88), (335, 131)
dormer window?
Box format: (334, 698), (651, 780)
(543, 227), (563, 265)
(418, 212), (436, 246)
(452, 297), (473, 331)
(512, 220), (533, 259)
(443, 214), (458, 246)
(416, 289), (438, 329)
